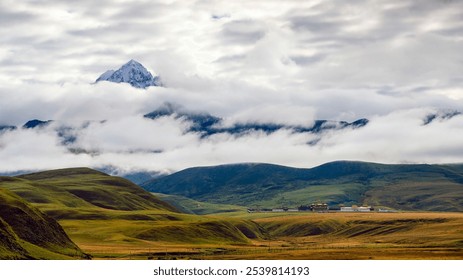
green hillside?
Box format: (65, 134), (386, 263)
(142, 161), (463, 211)
(0, 188), (85, 259)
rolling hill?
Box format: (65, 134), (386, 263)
(9, 167), (177, 214)
(141, 161), (463, 211)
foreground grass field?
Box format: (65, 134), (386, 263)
(243, 212), (463, 259)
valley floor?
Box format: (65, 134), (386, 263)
(61, 212), (463, 260)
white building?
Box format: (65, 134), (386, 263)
(340, 206), (372, 212)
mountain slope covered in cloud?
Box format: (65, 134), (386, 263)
(0, 0), (462, 175)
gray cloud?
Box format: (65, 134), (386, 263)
(221, 19), (267, 44)
(289, 54), (325, 66)
(0, 4), (37, 26)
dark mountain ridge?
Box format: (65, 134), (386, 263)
(142, 161), (463, 211)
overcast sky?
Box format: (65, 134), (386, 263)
(1, 0), (463, 174)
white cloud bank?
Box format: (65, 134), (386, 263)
(0, 0), (463, 174)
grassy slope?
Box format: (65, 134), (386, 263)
(16, 167), (177, 212)
(0, 216), (28, 259)
(0, 188), (84, 259)
(142, 161), (463, 211)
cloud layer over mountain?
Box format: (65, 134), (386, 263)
(0, 0), (462, 174)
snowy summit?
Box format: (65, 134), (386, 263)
(96, 59), (162, 89)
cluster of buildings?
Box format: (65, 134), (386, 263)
(247, 203), (376, 213)
(247, 203), (330, 213)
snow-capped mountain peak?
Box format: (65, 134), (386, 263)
(96, 59), (162, 88)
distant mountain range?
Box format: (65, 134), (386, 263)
(141, 160), (463, 212)
(143, 102), (369, 138)
(95, 59), (162, 88)
(2, 106), (459, 140)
